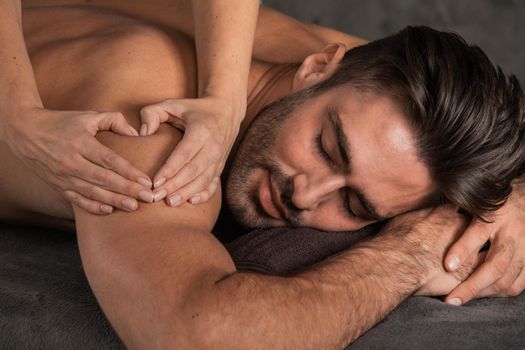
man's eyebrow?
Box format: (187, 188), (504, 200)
(326, 105), (386, 222)
(327, 105), (351, 173)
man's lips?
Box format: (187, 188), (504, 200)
(259, 170), (286, 220)
(270, 175), (289, 219)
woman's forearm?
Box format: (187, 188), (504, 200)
(191, 0), (259, 114)
(0, 0), (42, 136)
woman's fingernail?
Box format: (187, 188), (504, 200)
(154, 189), (167, 202)
(448, 256), (460, 271)
(154, 177), (166, 188)
(138, 177), (153, 188)
(100, 204), (114, 214)
(168, 194), (182, 207)
(138, 190), (154, 203)
(447, 298), (462, 306)
(122, 198), (138, 211)
(128, 125), (139, 136)
(190, 196), (201, 205)
(139, 124), (148, 136)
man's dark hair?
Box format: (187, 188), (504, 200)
(312, 25), (525, 218)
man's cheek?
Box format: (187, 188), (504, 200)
(275, 136), (316, 174)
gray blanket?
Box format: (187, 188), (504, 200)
(0, 223), (524, 349)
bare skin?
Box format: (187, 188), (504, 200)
(1, 4), (518, 350)
(0, 5), (483, 349)
(18, 0), (525, 308)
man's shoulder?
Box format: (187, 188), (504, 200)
(94, 124), (221, 232)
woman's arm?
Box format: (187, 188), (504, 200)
(1, 0), (153, 215)
(0, 0), (42, 120)
(138, 0), (260, 204)
(192, 0), (258, 105)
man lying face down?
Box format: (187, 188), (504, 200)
(1, 5), (524, 349)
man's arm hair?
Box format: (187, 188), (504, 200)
(74, 126), (463, 349)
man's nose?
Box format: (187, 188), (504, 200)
(291, 173), (346, 211)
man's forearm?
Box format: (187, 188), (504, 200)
(184, 225), (438, 349)
(0, 0), (42, 134)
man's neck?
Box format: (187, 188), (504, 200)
(230, 62), (297, 158)
(217, 62), (297, 237)
(246, 62), (297, 121)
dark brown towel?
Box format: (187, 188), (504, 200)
(226, 224), (381, 275)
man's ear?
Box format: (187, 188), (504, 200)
(292, 43), (347, 91)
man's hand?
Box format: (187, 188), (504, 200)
(416, 251), (487, 297)
(140, 96), (242, 206)
(443, 181), (525, 305)
(2, 107), (154, 214)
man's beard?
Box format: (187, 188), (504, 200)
(225, 88), (314, 229)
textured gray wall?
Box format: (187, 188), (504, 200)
(264, 0), (525, 84)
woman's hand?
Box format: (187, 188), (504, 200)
(443, 180), (525, 305)
(139, 96), (243, 206)
(2, 107), (154, 214)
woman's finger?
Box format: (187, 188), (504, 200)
(445, 217), (494, 272)
(164, 168), (217, 207)
(140, 105), (167, 136)
(70, 152), (154, 203)
(156, 149), (215, 197)
(95, 111), (139, 137)
(69, 177), (141, 212)
(81, 137), (153, 190)
(153, 135), (204, 188)
(508, 266), (525, 297)
(476, 259), (525, 298)
(140, 100), (185, 136)
(445, 237), (516, 305)
(63, 190), (114, 215)
(189, 176), (221, 204)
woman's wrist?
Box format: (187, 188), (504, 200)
(0, 101), (43, 138)
(199, 89), (247, 124)
(2, 96), (43, 118)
